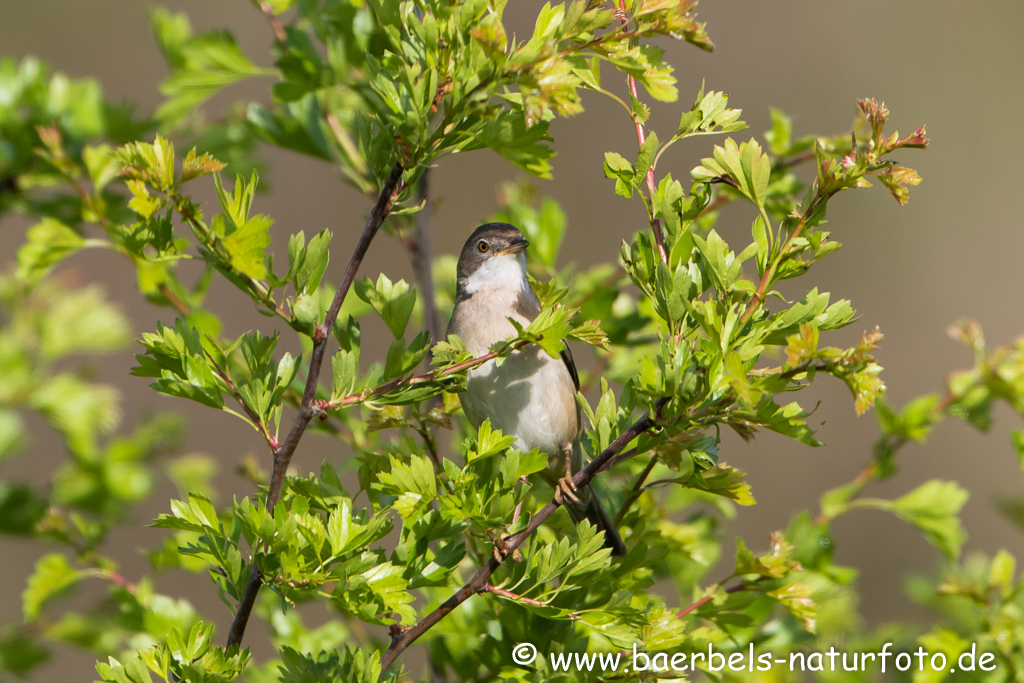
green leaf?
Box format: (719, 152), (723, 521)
(151, 11), (271, 123)
(692, 138), (771, 210)
(247, 95), (333, 161)
(222, 214), (272, 280)
(179, 147), (226, 183)
(23, 554), (80, 621)
(891, 480), (969, 558)
(355, 274), (416, 339)
(16, 218), (86, 280)
(382, 331), (431, 382)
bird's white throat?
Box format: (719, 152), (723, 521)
(462, 252), (529, 295)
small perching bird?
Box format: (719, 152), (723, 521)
(447, 223), (626, 556)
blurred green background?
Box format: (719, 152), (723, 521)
(1, 0), (1023, 677)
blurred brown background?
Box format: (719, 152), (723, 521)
(2, 0), (1023, 677)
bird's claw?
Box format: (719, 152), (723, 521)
(555, 475), (582, 508)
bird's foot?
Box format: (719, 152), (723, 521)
(555, 443), (582, 508)
(554, 475), (582, 508)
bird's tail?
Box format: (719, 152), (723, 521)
(566, 485), (628, 557)
(569, 439), (626, 555)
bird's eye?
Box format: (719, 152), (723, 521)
(477, 240), (489, 253)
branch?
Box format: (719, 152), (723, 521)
(378, 396), (668, 677)
(483, 584), (554, 610)
(613, 453), (659, 526)
(407, 169), (440, 344)
(327, 339), (530, 410)
(205, 350), (278, 451)
(615, 1), (667, 264)
(739, 193), (826, 325)
(226, 162), (404, 649)
(258, 1), (287, 44)
(676, 581), (754, 619)
(173, 200), (294, 323)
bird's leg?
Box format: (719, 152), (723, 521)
(554, 442), (582, 507)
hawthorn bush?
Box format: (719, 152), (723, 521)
(1, 1), (1023, 682)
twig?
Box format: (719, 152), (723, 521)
(411, 169), (441, 345)
(158, 284), (192, 316)
(226, 162), (405, 649)
(615, 1), (667, 264)
(205, 350), (278, 451)
(772, 149), (816, 172)
(613, 454), (659, 526)
(258, 1), (287, 44)
(739, 194), (826, 325)
(697, 193), (731, 218)
(676, 581), (753, 619)
(327, 339), (530, 410)
(483, 584), (553, 610)
(595, 447), (637, 475)
(173, 200), (294, 323)
(812, 385), (960, 526)
(104, 569), (138, 595)
(378, 396), (669, 676)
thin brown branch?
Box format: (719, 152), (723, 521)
(415, 419), (450, 491)
(772, 149), (816, 172)
(812, 383), (961, 526)
(104, 569), (138, 595)
(205, 350), (278, 451)
(555, 27), (645, 57)
(676, 581), (751, 619)
(158, 284), (192, 316)
(613, 453), (659, 526)
(226, 162), (405, 649)
(697, 193), (731, 218)
(378, 396), (669, 677)
(615, 0), (667, 264)
(259, 1), (287, 44)
(410, 169), (440, 344)
(483, 584), (553, 610)
(739, 194), (825, 325)
(173, 200), (294, 322)
(328, 339), (530, 409)
(595, 447), (637, 475)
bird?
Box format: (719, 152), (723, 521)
(446, 222), (627, 556)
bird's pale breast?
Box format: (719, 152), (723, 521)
(447, 287), (579, 456)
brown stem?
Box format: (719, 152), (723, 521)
(615, 0), (667, 264)
(259, 1), (287, 44)
(613, 453), (659, 526)
(483, 584), (559, 610)
(329, 339), (530, 409)
(205, 350), (278, 451)
(104, 570), (138, 594)
(772, 149), (816, 172)
(173, 200), (294, 322)
(676, 581), (752, 619)
(739, 194), (826, 325)
(378, 397), (668, 677)
(813, 383), (961, 526)
(226, 162), (404, 649)
(410, 169), (440, 344)
(158, 284), (192, 316)
(595, 447), (637, 475)
(697, 193), (731, 218)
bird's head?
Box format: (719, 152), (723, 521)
(455, 223), (530, 297)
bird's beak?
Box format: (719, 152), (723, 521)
(502, 238), (530, 255)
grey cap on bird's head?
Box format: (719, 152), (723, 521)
(455, 222), (530, 282)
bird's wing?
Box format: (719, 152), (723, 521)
(559, 342), (580, 393)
